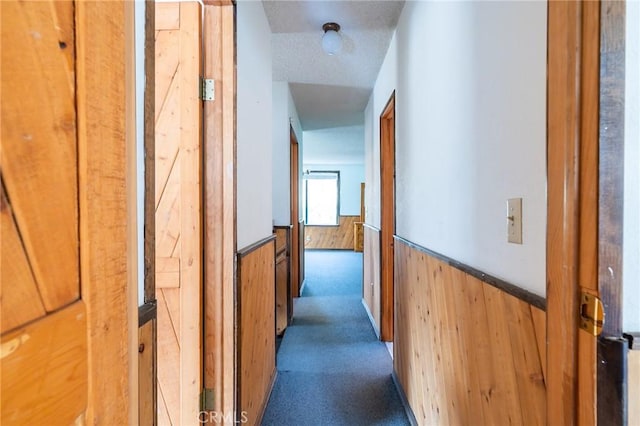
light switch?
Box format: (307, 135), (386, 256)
(507, 198), (523, 244)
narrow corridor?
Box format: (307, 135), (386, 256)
(262, 251), (409, 426)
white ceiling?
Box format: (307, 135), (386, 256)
(262, 0), (405, 130)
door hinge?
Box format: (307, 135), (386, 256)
(580, 292), (604, 336)
(200, 77), (215, 101)
(200, 388), (215, 411)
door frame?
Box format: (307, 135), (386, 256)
(380, 92), (396, 343)
(546, 1), (627, 423)
(290, 127), (301, 297)
(202, 0), (237, 420)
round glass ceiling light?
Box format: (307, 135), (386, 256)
(322, 22), (342, 55)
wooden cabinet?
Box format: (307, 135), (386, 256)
(274, 226), (292, 335)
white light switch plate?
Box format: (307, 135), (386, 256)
(507, 198), (523, 244)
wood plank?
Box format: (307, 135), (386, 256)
(304, 215), (358, 249)
(203, 3), (236, 418)
(1, 301), (87, 425)
(504, 296), (546, 426)
(546, 2), (583, 424)
(482, 284), (523, 425)
(629, 350), (640, 426)
(157, 289), (181, 424)
(139, 319), (156, 426)
(237, 238), (276, 425)
(156, 2), (180, 31)
(177, 4), (202, 423)
(156, 256), (180, 288)
(1, 0), (79, 312)
(76, 1), (131, 422)
(530, 305), (547, 384)
(144, 0), (156, 304)
(155, 73), (182, 208)
(1, 184), (46, 333)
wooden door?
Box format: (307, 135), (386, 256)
(154, 2), (203, 424)
(380, 93), (395, 342)
(1, 1), (132, 424)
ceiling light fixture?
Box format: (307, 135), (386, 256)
(322, 22), (342, 56)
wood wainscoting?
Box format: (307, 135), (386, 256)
(305, 215), (359, 250)
(237, 236), (277, 426)
(394, 237), (547, 425)
(630, 346), (640, 425)
(274, 226), (292, 335)
(363, 224), (381, 337)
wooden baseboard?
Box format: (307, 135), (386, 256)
(361, 299), (380, 339)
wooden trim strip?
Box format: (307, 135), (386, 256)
(138, 302), (157, 327)
(237, 234), (277, 258)
(143, 0), (156, 304)
(394, 236), (546, 310)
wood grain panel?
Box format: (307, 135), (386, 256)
(202, 3), (236, 419)
(154, 3), (202, 424)
(237, 237), (276, 426)
(1, 301), (87, 425)
(76, 1), (132, 421)
(1, 0), (79, 312)
(363, 225), (380, 336)
(630, 349), (640, 426)
(1, 186), (46, 333)
(139, 318), (156, 426)
(394, 239), (546, 425)
(274, 227), (291, 336)
(305, 215), (358, 250)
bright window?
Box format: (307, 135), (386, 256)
(304, 171), (340, 225)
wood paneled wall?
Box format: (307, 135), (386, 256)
(138, 312), (156, 426)
(274, 226), (292, 335)
(305, 216), (358, 250)
(630, 349), (640, 426)
(394, 238), (547, 425)
(363, 225), (381, 336)
(237, 236), (276, 426)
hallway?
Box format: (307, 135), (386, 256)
(262, 251), (409, 426)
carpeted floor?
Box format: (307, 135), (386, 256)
(262, 250), (410, 426)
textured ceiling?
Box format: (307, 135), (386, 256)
(263, 0), (405, 130)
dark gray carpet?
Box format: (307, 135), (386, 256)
(301, 250), (363, 297)
(262, 251), (409, 426)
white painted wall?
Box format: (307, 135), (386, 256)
(237, 1), (273, 249)
(302, 164), (364, 216)
(624, 0), (640, 332)
(272, 81), (302, 226)
(365, 1), (547, 295)
(303, 125), (365, 165)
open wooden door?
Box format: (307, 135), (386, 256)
(380, 93), (395, 342)
(2, 1), (133, 423)
(290, 129), (302, 297)
(154, 2), (203, 424)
